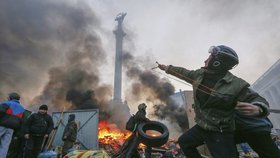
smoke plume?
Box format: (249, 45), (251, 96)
(0, 0), (114, 120)
(0, 0), (190, 131)
(123, 52), (188, 132)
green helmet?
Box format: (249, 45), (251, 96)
(138, 103), (147, 111)
(8, 92), (20, 100)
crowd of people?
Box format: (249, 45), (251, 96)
(0, 92), (78, 158)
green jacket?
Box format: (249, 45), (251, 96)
(166, 66), (269, 132)
(62, 121), (78, 142)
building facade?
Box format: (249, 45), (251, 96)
(252, 59), (280, 130)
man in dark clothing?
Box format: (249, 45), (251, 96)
(0, 92), (25, 157)
(7, 109), (32, 158)
(62, 114), (78, 156)
(24, 104), (54, 158)
(114, 103), (150, 158)
(158, 45), (270, 158)
(133, 103), (150, 128)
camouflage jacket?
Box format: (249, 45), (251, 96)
(134, 110), (149, 125)
(166, 66), (269, 132)
(62, 121), (78, 142)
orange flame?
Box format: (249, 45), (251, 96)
(145, 130), (161, 137)
(98, 121), (131, 144)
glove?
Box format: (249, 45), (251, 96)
(158, 64), (167, 71)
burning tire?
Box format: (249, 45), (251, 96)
(137, 121), (169, 147)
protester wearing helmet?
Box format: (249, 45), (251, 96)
(115, 103), (149, 158)
(134, 103), (149, 125)
(205, 46), (280, 157)
(158, 45), (270, 158)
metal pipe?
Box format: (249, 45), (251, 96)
(269, 109), (280, 113)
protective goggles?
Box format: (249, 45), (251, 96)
(208, 46), (221, 56)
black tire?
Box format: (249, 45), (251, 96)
(137, 121), (169, 147)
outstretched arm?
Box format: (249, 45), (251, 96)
(156, 62), (196, 84)
(157, 62), (168, 71)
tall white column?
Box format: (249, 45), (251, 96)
(113, 13), (126, 101)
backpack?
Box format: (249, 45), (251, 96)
(0, 114), (21, 130)
(125, 114), (136, 131)
(0, 103), (23, 130)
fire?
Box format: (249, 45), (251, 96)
(146, 130), (161, 137)
(139, 143), (146, 148)
(98, 121), (131, 144)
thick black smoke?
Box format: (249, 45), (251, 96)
(0, 0), (190, 129)
(0, 0), (113, 120)
(0, 0), (99, 99)
(153, 103), (189, 131)
(123, 52), (188, 131)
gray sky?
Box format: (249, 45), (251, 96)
(1, 0), (280, 108)
(90, 0), (280, 91)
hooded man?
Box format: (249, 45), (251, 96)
(0, 92), (25, 157)
(62, 114), (78, 156)
(24, 104), (54, 158)
(158, 45), (270, 158)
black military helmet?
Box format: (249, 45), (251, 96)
(8, 92), (20, 100)
(208, 45), (239, 70)
(138, 103), (147, 111)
